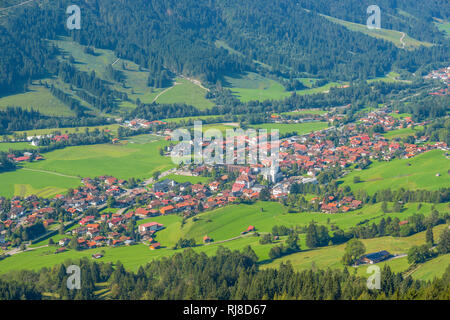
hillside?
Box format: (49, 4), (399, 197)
(0, 0), (448, 113)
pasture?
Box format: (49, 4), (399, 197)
(383, 126), (424, 140)
(0, 142), (36, 152)
(10, 124), (120, 139)
(18, 139), (175, 180)
(154, 78), (215, 110)
(0, 200), (447, 277)
(0, 82), (75, 117)
(280, 109), (328, 116)
(224, 72), (291, 102)
(158, 173), (210, 185)
(340, 149), (450, 194)
(0, 169), (81, 198)
(262, 224), (448, 278)
(322, 14), (433, 49)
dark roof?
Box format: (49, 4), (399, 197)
(363, 250), (390, 261)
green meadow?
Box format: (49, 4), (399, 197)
(0, 142), (36, 152)
(0, 82), (75, 117)
(154, 78), (215, 110)
(322, 14), (432, 49)
(163, 115), (223, 123)
(155, 201), (448, 246)
(383, 126), (424, 140)
(435, 20), (450, 38)
(409, 253), (450, 281)
(0, 233), (273, 274)
(280, 109), (328, 116)
(224, 72), (291, 102)
(1, 204), (447, 279)
(340, 149), (450, 194)
(262, 224), (448, 278)
(367, 71), (410, 84)
(0, 169), (81, 198)
(295, 81), (345, 95)
(10, 124), (120, 139)
(158, 173), (211, 185)
(52, 37), (163, 110)
(250, 122), (329, 135)
(223, 72), (345, 102)
(18, 139), (175, 180)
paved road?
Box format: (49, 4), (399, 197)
(5, 244), (48, 256)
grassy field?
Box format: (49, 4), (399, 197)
(0, 169), (81, 198)
(158, 173), (211, 185)
(262, 224), (448, 277)
(322, 14), (433, 49)
(160, 201), (449, 246)
(164, 115), (223, 123)
(435, 20), (450, 38)
(383, 126), (424, 140)
(410, 253), (450, 280)
(0, 233), (273, 273)
(52, 37), (163, 110)
(10, 124), (120, 139)
(295, 81), (345, 95)
(340, 149), (450, 194)
(0, 142), (36, 151)
(155, 78), (215, 110)
(367, 71), (411, 84)
(0, 82), (76, 117)
(18, 139), (175, 180)
(280, 109), (328, 116)
(224, 72), (291, 102)
(0, 200), (447, 275)
(249, 122), (329, 135)
(223, 72), (345, 102)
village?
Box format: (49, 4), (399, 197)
(0, 107), (448, 257)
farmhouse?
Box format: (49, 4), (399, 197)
(149, 242), (161, 250)
(361, 250), (391, 264)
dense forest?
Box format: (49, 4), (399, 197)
(0, 0), (448, 97)
(1, 247), (449, 300)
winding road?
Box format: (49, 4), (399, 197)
(400, 32), (406, 49)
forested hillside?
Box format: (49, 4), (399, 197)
(1, 248), (449, 300)
(0, 0), (448, 98)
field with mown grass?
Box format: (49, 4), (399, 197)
(340, 149), (450, 194)
(154, 78), (215, 110)
(224, 72), (291, 102)
(17, 138), (175, 180)
(0, 169), (81, 198)
(382, 126), (424, 140)
(0, 142), (37, 152)
(0, 81), (76, 117)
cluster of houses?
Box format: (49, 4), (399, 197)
(311, 196), (362, 213)
(6, 152), (44, 163)
(425, 66), (449, 96)
(275, 108), (444, 179)
(123, 119), (167, 130)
